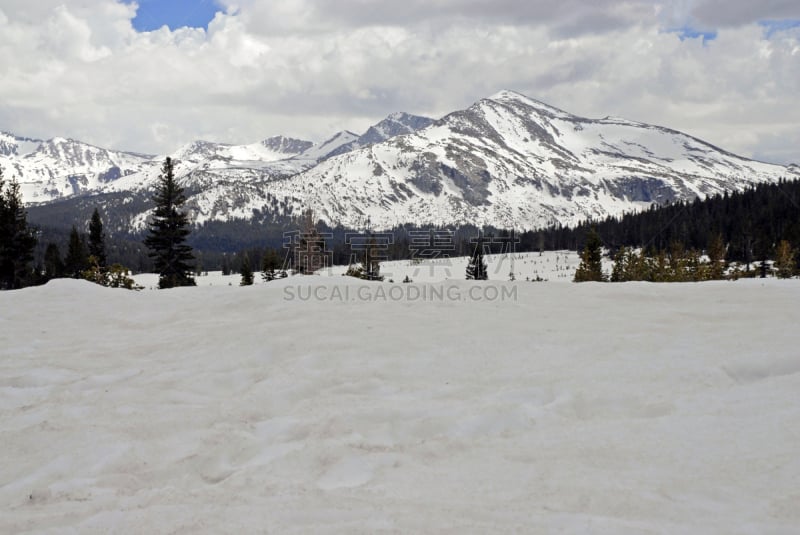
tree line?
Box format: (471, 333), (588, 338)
(550, 178), (800, 264)
(574, 228), (797, 283)
(187, 176), (800, 283)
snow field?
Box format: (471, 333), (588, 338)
(138, 251), (600, 290)
(1, 277), (799, 532)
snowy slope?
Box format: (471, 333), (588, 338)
(6, 111), (435, 215)
(0, 131), (41, 157)
(158, 136), (319, 188)
(359, 112), (436, 146)
(274, 90), (798, 228)
(1, 278), (799, 532)
(171, 136), (313, 168)
(0, 133), (153, 203)
(291, 131), (360, 164)
(323, 112), (436, 159)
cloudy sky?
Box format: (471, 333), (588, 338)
(0, 0), (798, 164)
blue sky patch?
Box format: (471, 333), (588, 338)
(128, 0), (222, 32)
(672, 26), (718, 43)
(759, 19), (800, 38)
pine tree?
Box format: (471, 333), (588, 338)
(574, 228), (604, 282)
(221, 254), (232, 276)
(261, 248), (281, 282)
(106, 264), (140, 290)
(144, 157), (196, 289)
(364, 236), (384, 281)
(0, 170), (37, 289)
(43, 243), (65, 280)
(668, 241), (689, 282)
(774, 240), (796, 279)
(296, 209), (326, 274)
(81, 255), (140, 290)
(194, 252), (204, 276)
(706, 233), (727, 280)
(610, 246), (631, 282)
(64, 226), (89, 278)
(466, 234), (488, 280)
(88, 208), (107, 268)
(240, 252), (254, 286)
(652, 249), (669, 282)
(82, 255), (107, 286)
(686, 248), (703, 281)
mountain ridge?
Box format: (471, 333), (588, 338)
(4, 92), (798, 233)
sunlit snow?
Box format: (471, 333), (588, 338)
(2, 270), (799, 532)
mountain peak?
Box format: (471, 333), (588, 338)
(485, 90), (572, 118)
(487, 89), (529, 102)
(260, 136), (313, 155)
(385, 111), (427, 123)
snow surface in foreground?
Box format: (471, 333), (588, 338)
(2, 278), (800, 533)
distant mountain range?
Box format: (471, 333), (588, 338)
(3, 91), (798, 233)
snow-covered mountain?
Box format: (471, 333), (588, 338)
(171, 136), (313, 166)
(8, 91), (800, 231)
(1, 111), (436, 210)
(161, 136), (317, 185)
(323, 112), (436, 159)
(0, 132), (153, 203)
(0, 132), (41, 157)
(270, 90), (797, 228)
(291, 131), (360, 164)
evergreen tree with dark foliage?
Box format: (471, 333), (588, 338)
(574, 228), (604, 282)
(88, 208), (107, 268)
(774, 240), (796, 278)
(466, 234), (488, 280)
(364, 236), (384, 281)
(706, 233), (727, 280)
(64, 226), (89, 278)
(295, 209), (326, 274)
(261, 248), (281, 282)
(144, 157), (195, 289)
(0, 169), (37, 289)
(527, 178), (800, 266)
(221, 254), (232, 276)
(239, 252), (254, 286)
(43, 242), (65, 280)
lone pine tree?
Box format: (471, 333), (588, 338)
(574, 228), (605, 282)
(466, 234), (488, 280)
(144, 157), (196, 289)
(240, 252), (254, 286)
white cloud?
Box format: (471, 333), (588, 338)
(0, 0), (797, 165)
(688, 0), (800, 27)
